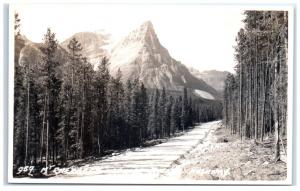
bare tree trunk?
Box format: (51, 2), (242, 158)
(139, 126), (142, 146)
(80, 109), (84, 158)
(80, 67), (86, 159)
(261, 65), (267, 142)
(46, 117), (49, 173)
(274, 14), (281, 162)
(231, 97), (234, 134)
(64, 78), (73, 163)
(239, 62), (243, 139)
(97, 112), (103, 156)
(76, 109), (80, 159)
(97, 131), (101, 156)
(274, 59), (280, 161)
(66, 137), (69, 159)
(245, 87), (248, 137)
(45, 90), (50, 174)
(249, 64), (252, 138)
(245, 66), (249, 138)
(268, 62), (272, 137)
(274, 118), (280, 161)
(40, 94), (47, 163)
(52, 131), (55, 164)
(25, 74), (30, 165)
(254, 34), (259, 141)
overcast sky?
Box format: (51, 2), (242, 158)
(15, 4), (245, 73)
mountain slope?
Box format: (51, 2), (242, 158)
(61, 31), (110, 67)
(109, 21), (220, 99)
(189, 68), (230, 93)
(17, 36), (68, 76)
(17, 22), (221, 100)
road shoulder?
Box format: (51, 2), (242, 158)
(162, 122), (287, 181)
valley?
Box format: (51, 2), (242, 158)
(12, 9), (289, 183)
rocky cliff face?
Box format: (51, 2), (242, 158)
(61, 31), (111, 68)
(108, 21), (220, 99)
(16, 21), (221, 100)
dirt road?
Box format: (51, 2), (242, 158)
(52, 121), (221, 183)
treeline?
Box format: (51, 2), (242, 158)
(223, 11), (288, 161)
(13, 13), (222, 169)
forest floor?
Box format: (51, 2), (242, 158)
(162, 123), (287, 182)
(48, 120), (287, 183)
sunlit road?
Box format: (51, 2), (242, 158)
(52, 121), (221, 183)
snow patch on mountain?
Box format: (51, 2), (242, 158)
(181, 75), (186, 84)
(189, 67), (229, 93)
(194, 89), (215, 100)
(107, 21), (221, 99)
(59, 21), (221, 99)
(61, 31), (111, 69)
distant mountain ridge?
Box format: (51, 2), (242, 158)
(189, 67), (230, 93)
(61, 31), (111, 68)
(16, 21), (222, 100)
(16, 35), (68, 74)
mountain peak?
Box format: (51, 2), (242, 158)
(142, 20), (153, 26)
(139, 20), (154, 33)
(118, 20), (158, 47)
(55, 21), (220, 99)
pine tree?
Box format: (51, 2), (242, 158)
(223, 11), (288, 161)
(165, 95), (173, 137)
(82, 58), (95, 156)
(79, 57), (93, 158)
(124, 79), (133, 147)
(94, 57), (110, 156)
(107, 69), (125, 149)
(234, 28), (247, 139)
(147, 89), (160, 139)
(130, 78), (141, 146)
(40, 28), (61, 170)
(181, 87), (188, 131)
(170, 98), (177, 136)
(139, 83), (148, 143)
(14, 12), (21, 37)
(13, 12), (26, 166)
(158, 87), (167, 138)
(187, 97), (194, 127)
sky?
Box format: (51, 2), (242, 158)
(14, 4), (245, 73)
